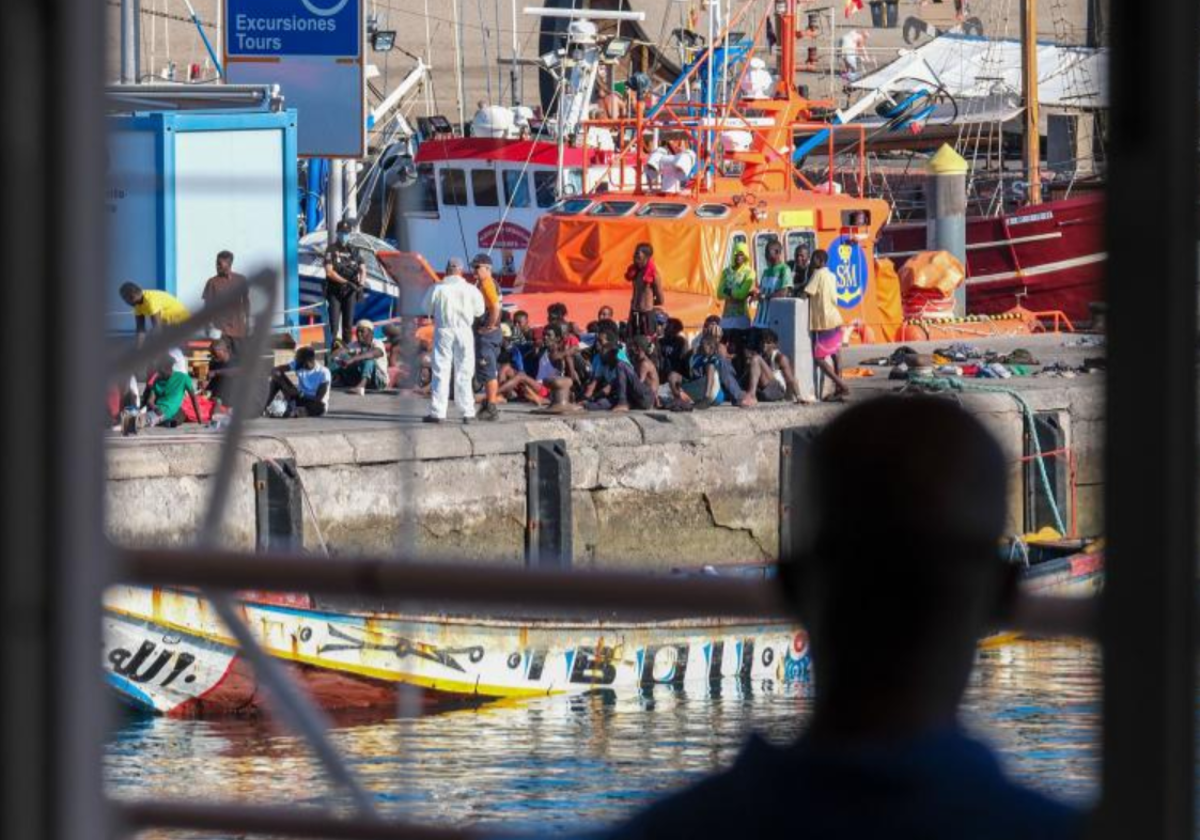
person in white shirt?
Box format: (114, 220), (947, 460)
(421, 257), (486, 423)
(741, 57), (774, 99)
(840, 29), (870, 77)
(645, 138), (697, 194)
(264, 346), (331, 418)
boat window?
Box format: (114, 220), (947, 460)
(696, 203), (731, 219)
(842, 209), (871, 227)
(440, 168), (468, 207)
(471, 169), (499, 207)
(502, 170), (531, 208)
(564, 168), (583, 196)
(637, 203), (690, 219)
(589, 200), (638, 217)
(534, 171), (558, 208)
(785, 229), (817, 268)
(411, 164), (438, 214)
(550, 198), (593, 215)
(754, 231), (781, 274)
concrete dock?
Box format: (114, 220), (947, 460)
(106, 334), (1104, 565)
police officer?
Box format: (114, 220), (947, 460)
(324, 220), (365, 346)
(470, 253), (503, 421)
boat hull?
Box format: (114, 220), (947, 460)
(103, 586), (810, 717)
(880, 193), (1105, 324)
(103, 549), (1103, 717)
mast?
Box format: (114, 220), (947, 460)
(1021, 0), (1042, 204)
(120, 0), (140, 84)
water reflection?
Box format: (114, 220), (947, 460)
(106, 640), (1098, 834)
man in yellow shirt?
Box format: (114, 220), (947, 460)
(120, 282), (191, 339)
(120, 282), (194, 374)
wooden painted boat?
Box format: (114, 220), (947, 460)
(103, 543), (1102, 717)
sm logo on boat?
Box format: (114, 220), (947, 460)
(829, 236), (867, 308)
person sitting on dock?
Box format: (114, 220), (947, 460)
(733, 335), (790, 407)
(584, 332), (654, 413)
(330, 320), (388, 395)
(629, 335), (661, 409)
(264, 346), (330, 419)
(667, 327), (744, 410)
(496, 352), (548, 407)
(604, 396), (1083, 840)
(203, 337), (237, 411)
(138, 355), (203, 429)
(657, 318), (689, 383)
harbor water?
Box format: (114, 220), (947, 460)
(106, 639), (1099, 834)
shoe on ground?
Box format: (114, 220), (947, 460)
(352, 384), (366, 396)
(479, 402), (500, 421)
(422, 415), (443, 424)
(462, 416), (474, 425)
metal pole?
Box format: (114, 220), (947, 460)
(1020, 0), (1041, 204)
(1098, 0), (1197, 829)
(121, 0), (141, 83)
(510, 0), (520, 105)
(345, 161), (359, 224)
(327, 159), (344, 232)
(4, 0), (110, 837)
(925, 144), (968, 317)
(452, 0), (467, 133)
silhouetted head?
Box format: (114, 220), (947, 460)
(216, 250), (234, 276)
(810, 249), (828, 270)
(779, 396), (1015, 739)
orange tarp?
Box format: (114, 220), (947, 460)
(900, 250), (966, 296)
(519, 216), (727, 298)
(859, 257), (904, 343)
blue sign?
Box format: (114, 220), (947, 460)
(829, 235), (868, 309)
(227, 0), (359, 57)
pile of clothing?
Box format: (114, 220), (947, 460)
(865, 343), (1047, 381)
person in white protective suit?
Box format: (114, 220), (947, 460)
(741, 57), (774, 99)
(422, 257), (485, 423)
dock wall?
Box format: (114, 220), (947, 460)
(105, 383), (1104, 569)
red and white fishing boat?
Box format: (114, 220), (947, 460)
(880, 191), (1105, 322)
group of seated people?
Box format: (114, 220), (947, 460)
(111, 302), (810, 428)
(478, 303), (806, 413)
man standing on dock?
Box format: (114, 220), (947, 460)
(201, 250), (250, 359)
(324, 220), (365, 347)
(422, 258), (485, 424)
(625, 243), (664, 339)
(471, 253), (503, 422)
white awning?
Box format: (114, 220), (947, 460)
(851, 33), (1108, 111)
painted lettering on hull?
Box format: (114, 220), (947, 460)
(107, 640), (197, 688)
(567, 646), (617, 685)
